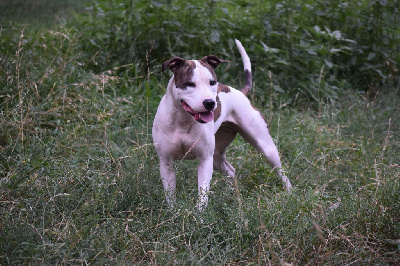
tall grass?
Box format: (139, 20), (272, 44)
(1, 0), (399, 264)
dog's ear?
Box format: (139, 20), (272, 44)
(200, 56), (229, 69)
(162, 57), (186, 73)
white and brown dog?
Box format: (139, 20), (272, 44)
(152, 39), (291, 210)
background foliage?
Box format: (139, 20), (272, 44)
(73, 0), (399, 106)
(0, 0), (399, 264)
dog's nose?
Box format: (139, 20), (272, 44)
(203, 99), (215, 111)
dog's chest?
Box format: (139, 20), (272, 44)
(164, 126), (215, 160)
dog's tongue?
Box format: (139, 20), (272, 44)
(197, 111), (214, 123)
(182, 101), (214, 123)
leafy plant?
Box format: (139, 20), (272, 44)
(71, 0), (399, 107)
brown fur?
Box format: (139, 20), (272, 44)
(172, 61), (196, 89)
(213, 83), (231, 122)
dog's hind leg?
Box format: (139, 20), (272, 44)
(235, 110), (292, 191)
(213, 122), (238, 178)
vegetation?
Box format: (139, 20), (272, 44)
(1, 0), (399, 264)
(71, 0), (400, 105)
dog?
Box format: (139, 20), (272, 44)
(152, 39), (292, 210)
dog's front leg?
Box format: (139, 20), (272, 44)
(159, 158), (176, 208)
(196, 156), (214, 211)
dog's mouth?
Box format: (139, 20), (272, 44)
(181, 101), (214, 123)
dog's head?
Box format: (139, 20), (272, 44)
(162, 56), (228, 123)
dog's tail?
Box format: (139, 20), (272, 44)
(235, 39), (252, 96)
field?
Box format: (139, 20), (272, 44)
(1, 0), (399, 264)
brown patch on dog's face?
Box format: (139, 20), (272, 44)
(162, 58), (197, 89)
(213, 83), (231, 122)
(173, 61), (196, 89)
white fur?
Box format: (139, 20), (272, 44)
(235, 39), (251, 73)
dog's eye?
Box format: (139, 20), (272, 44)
(210, 80), (217, 86)
(183, 82), (195, 88)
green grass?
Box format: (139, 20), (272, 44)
(1, 1), (399, 264)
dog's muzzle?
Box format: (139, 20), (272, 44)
(181, 100), (215, 123)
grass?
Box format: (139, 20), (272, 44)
(1, 1), (399, 264)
